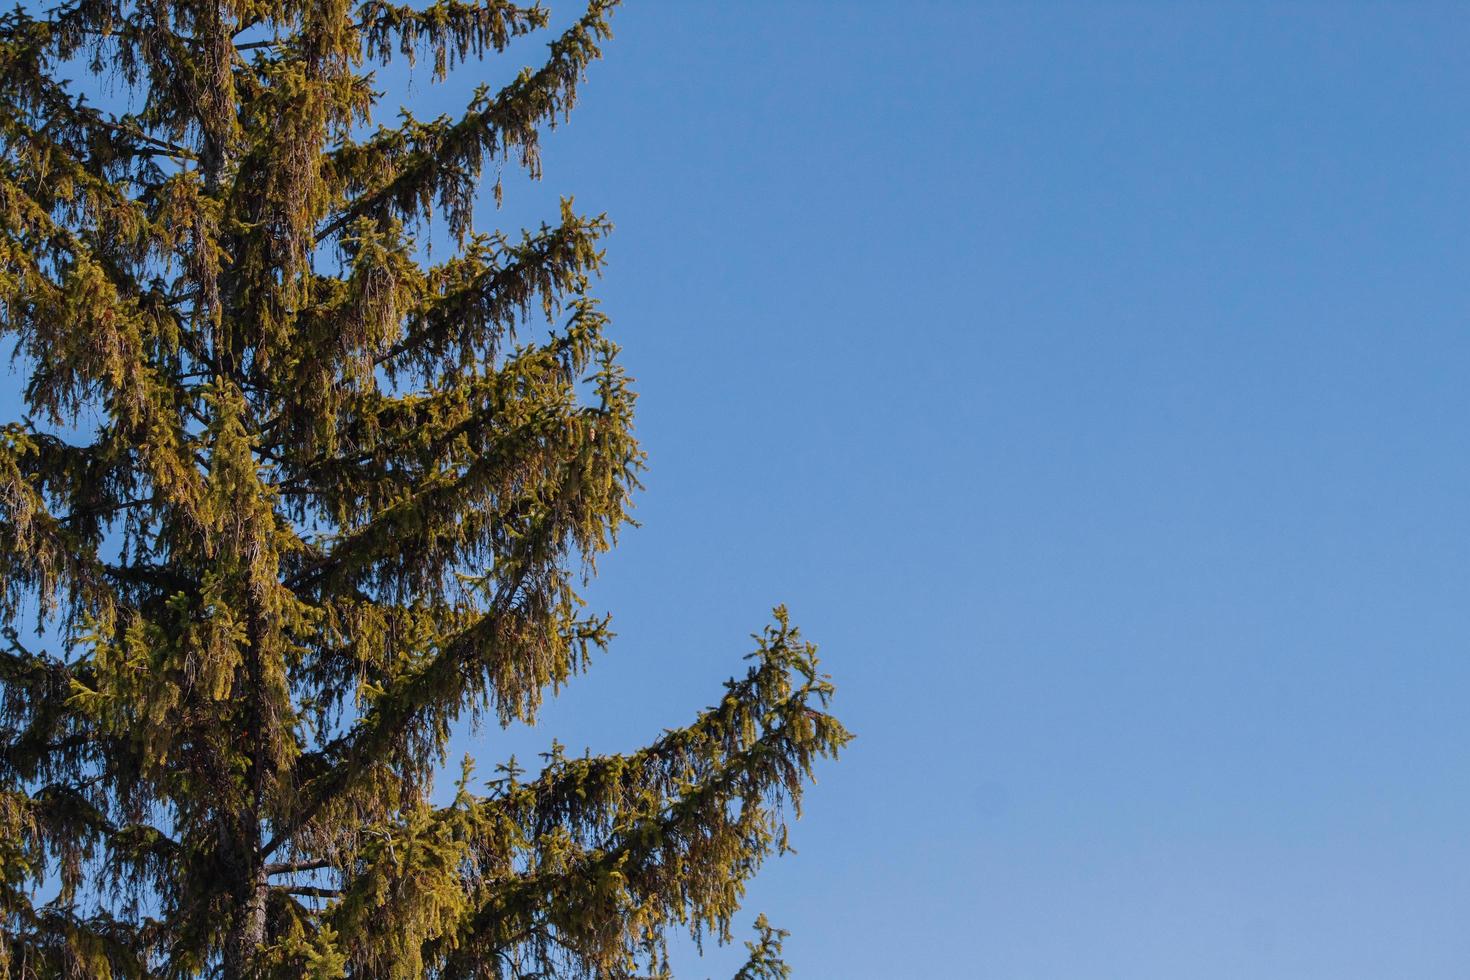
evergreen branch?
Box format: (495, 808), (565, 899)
(265, 857), (334, 875)
(374, 206), (610, 372)
(58, 495), (160, 528)
(260, 553), (544, 859)
(318, 0), (619, 243)
(732, 915), (793, 980)
(102, 562), (199, 594)
(278, 398), (600, 596)
(263, 445), (622, 860)
(0, 905), (150, 979)
(431, 618), (848, 975)
(0, 48), (195, 162)
(79, 113), (197, 161)
(359, 0), (549, 75)
(278, 885), (341, 898)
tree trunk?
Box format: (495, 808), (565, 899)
(223, 588), (271, 975)
(223, 860), (267, 977)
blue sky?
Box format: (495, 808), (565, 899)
(495, 3), (1470, 976)
(10, 1), (1470, 976)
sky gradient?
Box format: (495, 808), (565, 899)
(493, 3), (1470, 976)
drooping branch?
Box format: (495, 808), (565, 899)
(421, 611), (850, 977)
(359, 0), (549, 77)
(319, 0), (619, 243)
(375, 204), (611, 377)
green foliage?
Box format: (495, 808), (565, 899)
(0, 0), (849, 975)
(732, 915), (791, 980)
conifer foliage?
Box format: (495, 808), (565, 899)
(0, 0), (849, 974)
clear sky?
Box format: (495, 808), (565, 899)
(11, 1), (1470, 977)
(483, 2), (1470, 976)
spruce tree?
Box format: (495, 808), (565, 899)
(0, 0), (849, 974)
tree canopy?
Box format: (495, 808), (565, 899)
(0, 0), (849, 974)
